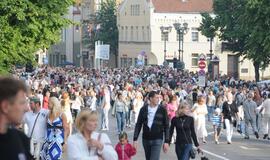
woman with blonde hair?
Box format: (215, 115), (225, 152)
(67, 109), (118, 160)
(132, 91), (144, 124)
(61, 92), (73, 134)
(192, 95), (208, 143)
(169, 102), (200, 160)
(222, 92), (238, 144)
(41, 97), (69, 160)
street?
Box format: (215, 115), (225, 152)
(98, 109), (270, 160)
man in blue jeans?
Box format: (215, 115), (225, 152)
(133, 91), (170, 160)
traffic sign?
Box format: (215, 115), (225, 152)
(199, 54), (206, 61)
(198, 61), (206, 69)
(198, 69), (206, 76)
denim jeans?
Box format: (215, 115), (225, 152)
(207, 106), (215, 121)
(175, 143), (193, 160)
(142, 139), (163, 160)
(116, 111), (125, 133)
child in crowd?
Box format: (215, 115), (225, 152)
(212, 108), (222, 144)
(115, 132), (136, 160)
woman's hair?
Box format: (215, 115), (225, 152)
(75, 109), (98, 133)
(61, 92), (70, 108)
(169, 95), (177, 103)
(119, 132), (128, 140)
(176, 102), (190, 117)
(49, 97), (62, 118)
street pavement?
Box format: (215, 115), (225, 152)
(97, 109), (270, 160)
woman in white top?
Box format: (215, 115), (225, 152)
(61, 92), (73, 135)
(192, 95), (208, 143)
(87, 90), (97, 111)
(132, 91), (144, 124)
(67, 109), (118, 160)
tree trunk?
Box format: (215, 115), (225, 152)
(253, 61), (260, 82)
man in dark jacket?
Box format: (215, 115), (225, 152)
(0, 77), (32, 160)
(133, 91), (170, 160)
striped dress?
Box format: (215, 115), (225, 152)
(212, 115), (222, 128)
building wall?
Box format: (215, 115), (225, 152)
(150, 12), (215, 67)
(117, 0), (151, 67)
(48, 6), (81, 67)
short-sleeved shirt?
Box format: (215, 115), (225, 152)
(23, 108), (49, 142)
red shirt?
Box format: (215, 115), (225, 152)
(115, 143), (136, 160)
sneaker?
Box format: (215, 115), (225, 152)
(215, 141), (219, 144)
(263, 134), (268, 139)
(227, 141), (231, 144)
(244, 136), (250, 139)
(255, 132), (259, 139)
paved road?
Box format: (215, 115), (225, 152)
(98, 109), (270, 160)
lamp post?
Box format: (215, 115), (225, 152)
(160, 26), (172, 65)
(173, 22), (188, 69)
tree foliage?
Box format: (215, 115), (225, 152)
(82, 0), (118, 67)
(95, 0), (119, 66)
(200, 0), (270, 81)
(0, 0), (74, 73)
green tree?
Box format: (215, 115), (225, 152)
(200, 0), (270, 81)
(0, 0), (73, 74)
(95, 0), (119, 67)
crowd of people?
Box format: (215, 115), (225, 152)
(1, 65), (270, 160)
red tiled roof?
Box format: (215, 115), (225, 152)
(151, 0), (213, 13)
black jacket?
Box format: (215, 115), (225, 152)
(133, 105), (170, 143)
(222, 101), (238, 121)
(169, 115), (199, 147)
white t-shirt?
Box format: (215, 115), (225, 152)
(147, 105), (158, 128)
(23, 108), (49, 142)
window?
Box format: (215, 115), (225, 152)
(125, 26), (128, 41)
(131, 4), (140, 16)
(121, 58), (132, 68)
(191, 53), (199, 67)
(60, 55), (66, 64)
(121, 26), (124, 41)
(161, 33), (168, 41)
(147, 26), (150, 41)
(191, 28), (199, 42)
(136, 26), (139, 41)
(142, 26), (145, 41)
(130, 26), (134, 41)
(241, 68), (248, 73)
(192, 32), (199, 42)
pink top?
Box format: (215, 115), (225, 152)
(166, 103), (178, 120)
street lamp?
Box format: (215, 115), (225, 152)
(173, 22), (189, 69)
(160, 26), (172, 65)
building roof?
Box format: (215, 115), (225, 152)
(151, 0), (213, 13)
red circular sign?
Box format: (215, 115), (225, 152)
(198, 61), (206, 69)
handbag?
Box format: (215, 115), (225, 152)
(190, 147), (196, 159)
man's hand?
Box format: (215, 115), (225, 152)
(163, 143), (169, 153)
(133, 141), (138, 150)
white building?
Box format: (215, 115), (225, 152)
(117, 0), (270, 80)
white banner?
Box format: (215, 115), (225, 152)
(95, 44), (110, 60)
(198, 75), (206, 87)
